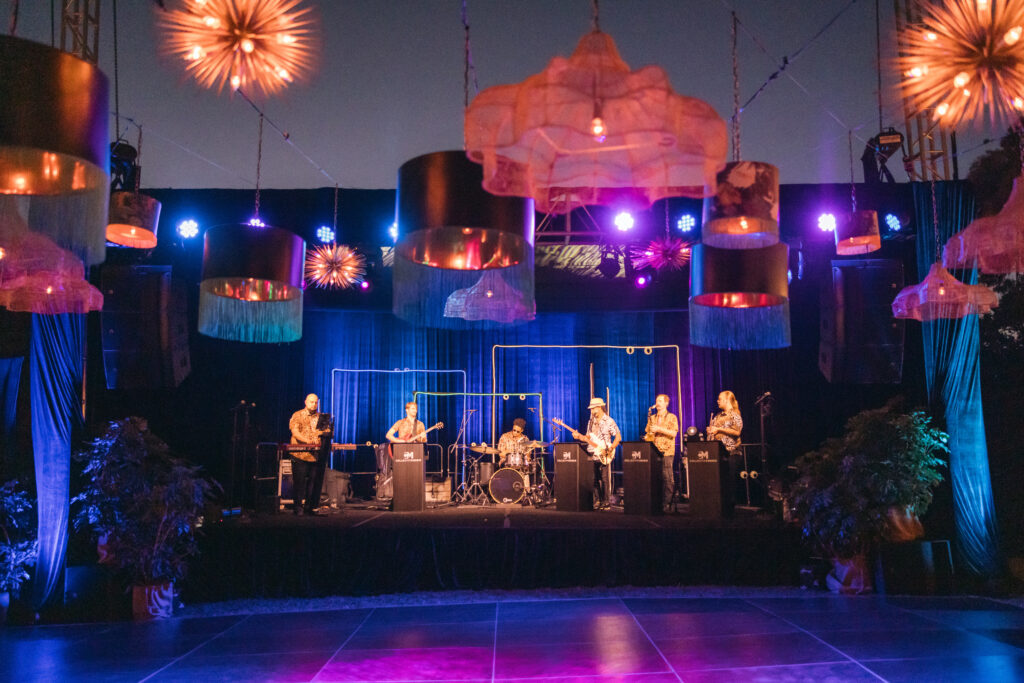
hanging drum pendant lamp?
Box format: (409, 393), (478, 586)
(198, 223), (305, 343)
(701, 161), (780, 249)
(395, 150), (534, 270)
(107, 191), (161, 249)
(0, 36), (109, 266)
(689, 242), (791, 349)
(835, 210), (881, 255)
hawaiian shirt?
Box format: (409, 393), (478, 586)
(585, 413), (620, 456)
(289, 408), (321, 462)
(711, 410), (743, 453)
(644, 411), (678, 456)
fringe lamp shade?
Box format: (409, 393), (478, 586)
(892, 262), (998, 321)
(443, 268), (536, 324)
(106, 191), (161, 249)
(395, 151), (534, 270)
(464, 30), (727, 214)
(944, 174), (1024, 274)
(688, 242), (791, 349)
(198, 223), (305, 343)
(0, 36), (109, 267)
(835, 210), (882, 255)
(702, 161), (779, 249)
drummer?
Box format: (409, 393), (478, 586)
(497, 418), (530, 469)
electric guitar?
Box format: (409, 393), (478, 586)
(551, 418), (615, 466)
(391, 421), (444, 443)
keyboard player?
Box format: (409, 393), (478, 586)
(288, 393), (333, 515)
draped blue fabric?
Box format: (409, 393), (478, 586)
(304, 310), (710, 456)
(30, 314), (84, 607)
(0, 357), (22, 464)
(914, 182), (1001, 579)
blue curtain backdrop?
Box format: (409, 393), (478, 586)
(30, 313), (84, 608)
(0, 357), (22, 465)
(915, 182), (1001, 579)
(307, 311), (705, 454)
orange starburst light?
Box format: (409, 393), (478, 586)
(898, 0), (1024, 127)
(159, 0), (317, 97)
(305, 244), (366, 290)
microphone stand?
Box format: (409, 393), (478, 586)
(450, 409), (475, 504)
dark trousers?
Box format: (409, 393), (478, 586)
(661, 452), (675, 508)
(291, 457), (316, 512)
(593, 461), (611, 506)
(308, 443), (330, 510)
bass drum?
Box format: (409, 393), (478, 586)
(489, 467), (526, 504)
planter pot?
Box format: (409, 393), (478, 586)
(0, 591), (9, 626)
(132, 582), (174, 620)
(887, 506), (925, 543)
(826, 556), (872, 594)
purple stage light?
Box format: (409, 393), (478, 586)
(635, 274), (649, 288)
(614, 211), (635, 232)
(817, 213), (836, 232)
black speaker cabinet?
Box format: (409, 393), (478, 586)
(622, 441), (661, 515)
(686, 441), (733, 519)
(819, 259), (905, 384)
(392, 443), (426, 511)
(100, 265), (191, 390)
(554, 443), (593, 511)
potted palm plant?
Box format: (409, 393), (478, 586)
(72, 417), (216, 619)
(788, 401), (947, 593)
(0, 480), (37, 625)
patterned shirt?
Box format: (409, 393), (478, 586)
(289, 408), (321, 462)
(710, 410), (743, 453)
(644, 411), (679, 456)
(585, 413), (620, 459)
(498, 430), (528, 455)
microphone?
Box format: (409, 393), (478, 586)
(465, 408), (477, 413)
(527, 407), (536, 413)
(755, 391), (772, 404)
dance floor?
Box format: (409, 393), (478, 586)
(4, 593), (1024, 682)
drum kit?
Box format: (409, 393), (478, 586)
(456, 441), (552, 506)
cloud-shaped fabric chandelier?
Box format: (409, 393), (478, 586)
(464, 30), (728, 214)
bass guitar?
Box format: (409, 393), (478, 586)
(551, 418), (615, 466)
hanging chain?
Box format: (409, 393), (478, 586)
(848, 130), (856, 212)
(134, 124), (142, 194)
(112, 0), (121, 141)
(463, 0), (470, 109)
(875, 0), (883, 132)
(332, 183), (339, 232)
(1017, 120), (1024, 175)
(930, 179), (940, 260)
(731, 11), (741, 162)
(592, 0), (600, 31)
(254, 113), (264, 219)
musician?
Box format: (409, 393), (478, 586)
(288, 393), (332, 515)
(644, 393), (679, 511)
(571, 397), (621, 510)
(386, 401), (427, 444)
(497, 418), (529, 468)
(707, 390), (743, 453)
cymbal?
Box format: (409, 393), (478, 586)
(469, 444), (499, 455)
(524, 440), (549, 449)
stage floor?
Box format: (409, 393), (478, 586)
(6, 592), (1024, 681)
(230, 501), (781, 530)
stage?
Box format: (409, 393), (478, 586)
(182, 503), (804, 603)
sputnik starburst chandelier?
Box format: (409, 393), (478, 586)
(898, 0), (1024, 126)
(632, 237), (692, 272)
(305, 244), (365, 290)
(159, 0), (317, 97)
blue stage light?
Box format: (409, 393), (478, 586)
(248, 217), (266, 228)
(177, 219), (199, 239)
(316, 225), (335, 242)
(676, 214), (696, 233)
(884, 213), (902, 231)
(388, 221), (398, 242)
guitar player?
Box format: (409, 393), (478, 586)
(570, 397), (621, 510)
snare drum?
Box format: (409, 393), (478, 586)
(505, 450), (530, 469)
(488, 467), (527, 504)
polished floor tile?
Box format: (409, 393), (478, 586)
(4, 594), (1024, 681)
